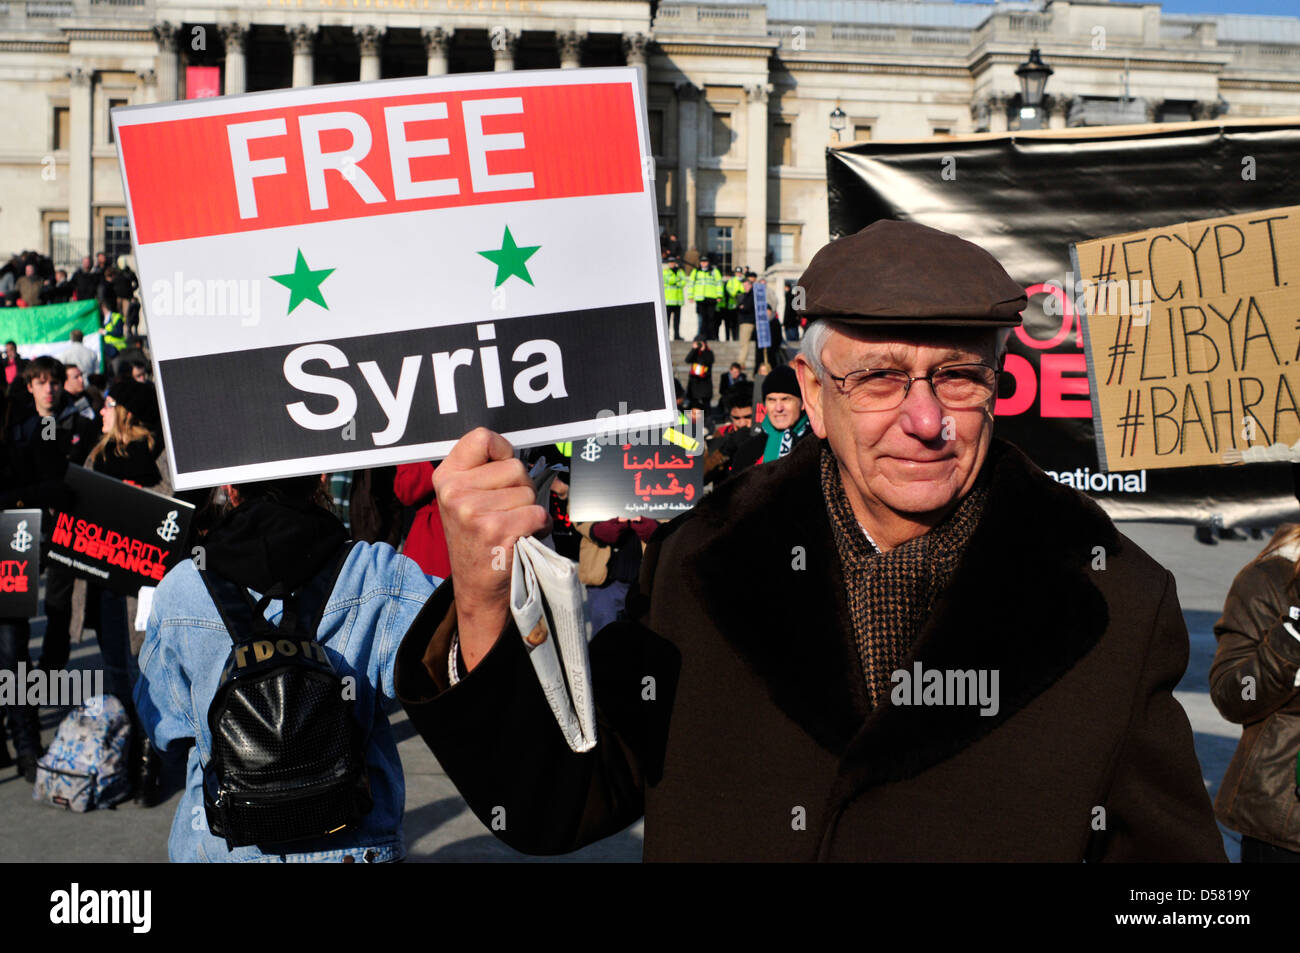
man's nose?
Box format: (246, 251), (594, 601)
(897, 378), (946, 439)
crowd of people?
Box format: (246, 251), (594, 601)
(0, 250), (140, 334)
(3, 224), (1300, 865)
(660, 234), (801, 367)
(0, 244), (156, 785)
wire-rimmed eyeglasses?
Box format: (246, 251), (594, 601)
(824, 363), (999, 411)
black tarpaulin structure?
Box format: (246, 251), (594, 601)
(826, 118), (1300, 526)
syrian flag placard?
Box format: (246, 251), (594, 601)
(0, 301), (103, 366)
(112, 68), (673, 490)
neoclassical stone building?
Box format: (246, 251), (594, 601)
(4, 0), (1299, 283)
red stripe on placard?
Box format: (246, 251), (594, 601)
(120, 82), (643, 245)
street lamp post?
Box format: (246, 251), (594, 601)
(829, 105), (847, 143)
(1015, 47), (1053, 130)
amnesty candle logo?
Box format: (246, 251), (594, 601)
(10, 519), (31, 552)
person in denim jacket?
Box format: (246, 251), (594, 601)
(135, 474), (439, 862)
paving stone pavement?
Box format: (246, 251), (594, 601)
(0, 521), (1268, 862)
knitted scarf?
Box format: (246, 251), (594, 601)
(761, 413), (810, 463)
(820, 442), (990, 708)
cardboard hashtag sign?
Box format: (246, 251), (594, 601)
(1073, 206), (1300, 471)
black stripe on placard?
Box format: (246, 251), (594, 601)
(159, 302), (666, 473)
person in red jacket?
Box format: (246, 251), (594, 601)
(393, 462), (452, 580)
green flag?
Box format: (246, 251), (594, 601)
(0, 300), (104, 367)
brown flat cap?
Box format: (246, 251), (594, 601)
(797, 220), (1025, 327)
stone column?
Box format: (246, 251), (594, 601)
(557, 30), (584, 69)
(675, 83), (700, 253)
(290, 25), (315, 88)
(491, 29), (518, 72)
(68, 68), (93, 264)
(221, 24), (247, 95)
(744, 83), (770, 272)
(357, 26), (382, 82)
(423, 27), (450, 75)
(152, 21), (179, 102)
(622, 32), (648, 99)
(986, 93), (1010, 133)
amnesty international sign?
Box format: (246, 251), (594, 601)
(1074, 206), (1300, 471)
(568, 431), (705, 522)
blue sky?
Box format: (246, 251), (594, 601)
(1129, 0), (1296, 13)
(956, 0), (1299, 17)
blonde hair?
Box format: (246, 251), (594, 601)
(85, 404), (156, 468)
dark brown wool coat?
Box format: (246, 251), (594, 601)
(395, 435), (1226, 861)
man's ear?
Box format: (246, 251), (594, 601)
(794, 357), (826, 438)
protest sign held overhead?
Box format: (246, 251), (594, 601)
(113, 68), (673, 490)
(1073, 206), (1300, 472)
(0, 510), (41, 618)
(47, 468), (195, 596)
(754, 280), (770, 350)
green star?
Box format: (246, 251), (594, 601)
(271, 249), (335, 314)
(478, 227), (540, 287)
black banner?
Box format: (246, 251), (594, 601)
(569, 433), (705, 522)
(47, 468), (194, 596)
(0, 509), (41, 617)
(159, 302), (667, 478)
(827, 119), (1300, 526)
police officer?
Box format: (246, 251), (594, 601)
(662, 258), (686, 342)
(723, 267), (745, 342)
(101, 309), (128, 362)
(689, 255), (723, 341)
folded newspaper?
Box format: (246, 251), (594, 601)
(509, 534), (597, 753)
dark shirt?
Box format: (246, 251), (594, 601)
(111, 269), (138, 299)
(45, 279), (75, 304)
(737, 289), (755, 325)
(90, 436), (161, 486)
(0, 396), (101, 513)
(71, 268), (99, 301)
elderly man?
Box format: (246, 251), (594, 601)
(395, 221), (1224, 861)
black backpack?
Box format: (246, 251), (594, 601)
(199, 542), (374, 849)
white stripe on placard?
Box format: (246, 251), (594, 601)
(137, 191), (659, 360)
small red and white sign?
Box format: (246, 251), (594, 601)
(112, 69), (671, 490)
